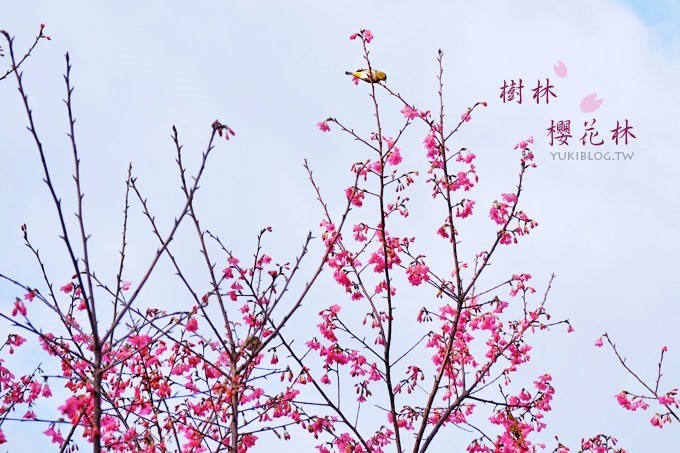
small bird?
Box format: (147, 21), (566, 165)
(243, 335), (261, 353)
(345, 69), (387, 83)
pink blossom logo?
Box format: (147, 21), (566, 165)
(553, 60), (567, 78)
(580, 93), (605, 113)
(552, 60), (605, 113)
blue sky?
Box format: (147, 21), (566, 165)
(622, 0), (678, 25)
(1, 1), (679, 451)
(621, 0), (680, 50)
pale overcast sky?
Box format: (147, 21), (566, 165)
(1, 1), (679, 451)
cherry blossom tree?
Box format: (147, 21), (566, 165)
(1, 25), (354, 452)
(295, 30), (561, 453)
(596, 334), (678, 430)
(2, 25), (670, 453)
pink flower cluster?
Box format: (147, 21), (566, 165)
(317, 121), (331, 132)
(489, 189), (538, 245)
(349, 29), (374, 43)
(400, 105), (430, 120)
(405, 262), (430, 286)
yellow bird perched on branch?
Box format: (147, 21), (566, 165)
(243, 335), (262, 353)
(345, 69), (387, 83)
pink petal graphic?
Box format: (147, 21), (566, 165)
(580, 93), (604, 113)
(553, 60), (567, 78)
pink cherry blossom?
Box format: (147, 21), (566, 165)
(406, 263), (430, 286)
